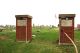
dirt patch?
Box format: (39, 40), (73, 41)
(0, 36), (8, 40)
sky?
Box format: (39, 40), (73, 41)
(0, 0), (80, 27)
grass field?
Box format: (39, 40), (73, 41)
(0, 27), (80, 53)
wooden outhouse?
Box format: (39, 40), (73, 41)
(15, 15), (32, 42)
(59, 14), (75, 45)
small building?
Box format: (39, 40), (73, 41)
(77, 24), (80, 30)
(59, 14), (75, 45)
(15, 15), (32, 42)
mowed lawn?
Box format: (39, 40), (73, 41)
(0, 28), (80, 53)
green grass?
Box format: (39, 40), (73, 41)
(75, 30), (80, 40)
(0, 28), (80, 53)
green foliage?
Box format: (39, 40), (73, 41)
(0, 28), (80, 53)
(75, 30), (80, 40)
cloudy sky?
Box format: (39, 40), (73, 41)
(0, 0), (80, 27)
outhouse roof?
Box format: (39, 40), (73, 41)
(59, 14), (75, 18)
(15, 15), (32, 18)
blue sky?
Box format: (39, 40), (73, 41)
(0, 0), (80, 27)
